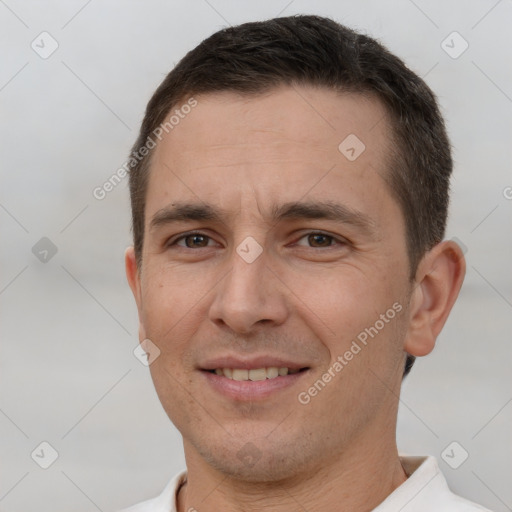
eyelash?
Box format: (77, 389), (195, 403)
(168, 231), (346, 249)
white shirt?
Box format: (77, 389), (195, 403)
(120, 456), (492, 512)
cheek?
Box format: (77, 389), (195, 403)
(139, 265), (211, 354)
(148, 358), (199, 433)
(287, 263), (400, 347)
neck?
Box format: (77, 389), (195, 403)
(177, 437), (407, 512)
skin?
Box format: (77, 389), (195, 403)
(126, 85), (465, 512)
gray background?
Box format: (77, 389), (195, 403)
(1, 0), (511, 511)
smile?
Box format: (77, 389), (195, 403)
(202, 366), (310, 401)
(208, 367), (304, 381)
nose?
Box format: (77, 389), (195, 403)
(208, 246), (289, 334)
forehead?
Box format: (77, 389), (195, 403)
(158, 86), (390, 153)
(146, 86), (398, 226)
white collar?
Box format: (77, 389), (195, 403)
(120, 455), (492, 512)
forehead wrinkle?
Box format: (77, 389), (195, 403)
(270, 200), (378, 237)
(149, 198), (378, 239)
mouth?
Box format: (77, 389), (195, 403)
(200, 361), (310, 401)
(205, 366), (308, 381)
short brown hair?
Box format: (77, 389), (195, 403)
(128, 15), (454, 377)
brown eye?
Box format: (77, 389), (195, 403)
(294, 232), (346, 250)
(307, 233), (334, 247)
(185, 234), (208, 247)
(179, 234), (211, 248)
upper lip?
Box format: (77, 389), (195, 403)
(199, 354), (310, 371)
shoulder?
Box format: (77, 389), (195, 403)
(118, 470), (187, 512)
(375, 455), (494, 512)
(445, 493), (494, 512)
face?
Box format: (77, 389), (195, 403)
(127, 86), (415, 481)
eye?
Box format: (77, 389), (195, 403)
(172, 232), (216, 248)
(295, 232), (344, 248)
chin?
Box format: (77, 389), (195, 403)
(190, 433), (315, 484)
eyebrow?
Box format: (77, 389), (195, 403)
(271, 201), (376, 234)
(150, 203), (227, 232)
(149, 200), (376, 236)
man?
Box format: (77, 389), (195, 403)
(122, 15), (490, 512)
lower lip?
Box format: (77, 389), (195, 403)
(201, 370), (309, 401)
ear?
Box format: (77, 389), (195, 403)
(125, 246), (147, 342)
(404, 240), (466, 357)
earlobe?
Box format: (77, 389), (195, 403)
(125, 246), (140, 300)
(125, 247), (146, 341)
(404, 240), (466, 358)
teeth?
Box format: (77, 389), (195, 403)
(232, 369), (249, 381)
(266, 367), (279, 379)
(248, 368), (267, 381)
(213, 366), (300, 380)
